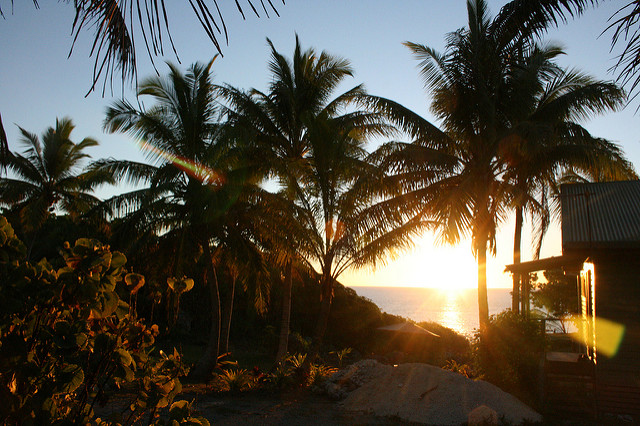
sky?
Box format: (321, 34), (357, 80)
(1, 0), (639, 289)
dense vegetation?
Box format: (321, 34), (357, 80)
(1, 0), (639, 422)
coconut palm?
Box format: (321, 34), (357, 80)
(284, 115), (427, 365)
(359, 0), (634, 331)
(500, 56), (637, 311)
(0, 117), (107, 251)
(96, 58), (268, 378)
(219, 36), (374, 361)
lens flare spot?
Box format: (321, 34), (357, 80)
(594, 317), (626, 358)
(138, 141), (225, 185)
(571, 314), (625, 359)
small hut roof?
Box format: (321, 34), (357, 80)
(378, 322), (440, 337)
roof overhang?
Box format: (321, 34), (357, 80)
(504, 254), (588, 275)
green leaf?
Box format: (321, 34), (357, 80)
(115, 299), (130, 320)
(55, 364), (84, 394)
(89, 291), (119, 319)
(166, 277), (194, 294)
(110, 251), (127, 270)
(169, 400), (190, 420)
(116, 349), (134, 367)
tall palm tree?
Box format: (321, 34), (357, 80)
(499, 58), (636, 311)
(219, 36), (371, 361)
(0, 117), (107, 253)
(360, 0), (630, 331)
(96, 58), (267, 378)
(288, 115), (427, 365)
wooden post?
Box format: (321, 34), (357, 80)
(512, 273), (521, 314)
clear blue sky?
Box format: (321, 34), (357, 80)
(1, 1), (638, 288)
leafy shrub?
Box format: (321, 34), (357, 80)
(308, 363), (338, 387)
(269, 362), (294, 389)
(0, 217), (191, 425)
(442, 359), (478, 379)
(150, 400), (211, 426)
(266, 353), (336, 389)
(330, 347), (353, 367)
(474, 311), (545, 404)
(212, 369), (255, 393)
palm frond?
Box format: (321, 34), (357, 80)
(68, 0), (284, 94)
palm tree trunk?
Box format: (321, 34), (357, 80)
(306, 273), (333, 369)
(512, 207), (523, 314)
(276, 260), (293, 362)
(221, 274), (236, 355)
(191, 245), (221, 379)
(477, 236), (490, 333)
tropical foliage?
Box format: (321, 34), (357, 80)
(0, 0), (284, 96)
(2, 1), (640, 418)
(95, 58), (273, 379)
(0, 118), (108, 237)
(474, 311), (546, 406)
(0, 216), (196, 425)
(222, 37), (427, 365)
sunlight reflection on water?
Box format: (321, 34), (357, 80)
(351, 286), (512, 337)
(439, 290), (465, 336)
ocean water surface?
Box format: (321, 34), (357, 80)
(349, 286), (512, 337)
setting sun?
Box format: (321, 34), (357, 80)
(343, 235), (478, 289)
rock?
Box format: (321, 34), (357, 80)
(468, 405), (498, 426)
(325, 360), (541, 425)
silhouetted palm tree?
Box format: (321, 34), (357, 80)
(96, 58), (267, 377)
(0, 117), (107, 254)
(360, 0), (634, 331)
(287, 115), (426, 366)
(499, 55), (636, 310)
(220, 36), (375, 361)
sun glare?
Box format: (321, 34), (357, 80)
(411, 241), (478, 290)
(345, 235), (478, 289)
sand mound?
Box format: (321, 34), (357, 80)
(323, 360), (541, 425)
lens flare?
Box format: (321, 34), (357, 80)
(593, 317), (626, 358)
(571, 314), (626, 359)
(138, 141), (225, 185)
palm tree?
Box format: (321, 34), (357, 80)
(289, 115), (427, 365)
(0, 117), (107, 255)
(500, 59), (636, 312)
(360, 0), (633, 331)
(219, 36), (372, 362)
(96, 58), (267, 378)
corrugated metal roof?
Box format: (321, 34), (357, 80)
(561, 181), (640, 249)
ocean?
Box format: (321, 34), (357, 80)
(349, 286), (512, 337)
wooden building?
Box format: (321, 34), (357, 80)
(506, 180), (640, 421)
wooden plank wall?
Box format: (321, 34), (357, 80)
(592, 251), (640, 420)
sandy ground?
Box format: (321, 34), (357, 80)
(96, 361), (544, 425)
(180, 386), (420, 425)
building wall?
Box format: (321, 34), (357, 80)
(590, 250), (640, 418)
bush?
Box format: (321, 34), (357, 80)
(212, 369), (255, 393)
(0, 217), (190, 425)
(474, 311), (545, 404)
(266, 353), (336, 389)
